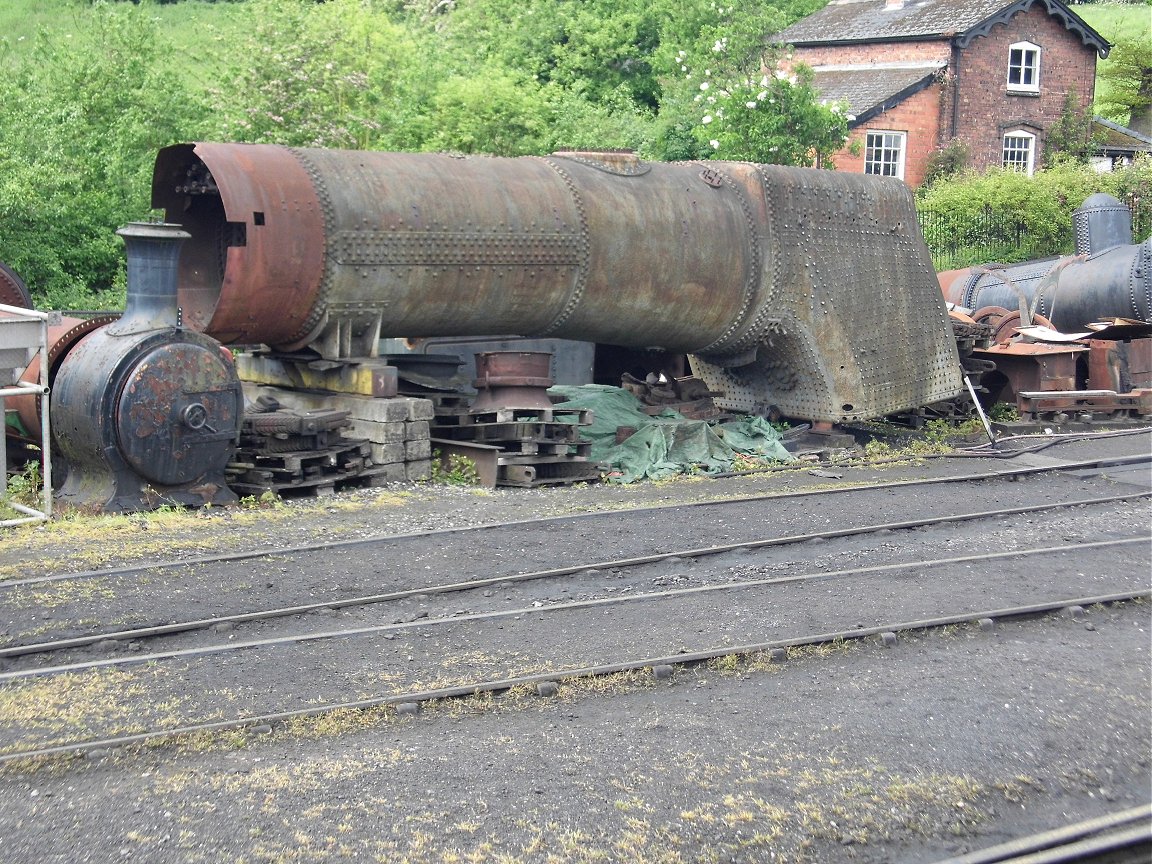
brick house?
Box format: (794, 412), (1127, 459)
(774, 0), (1111, 187)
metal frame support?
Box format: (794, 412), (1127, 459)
(1, 303), (52, 526)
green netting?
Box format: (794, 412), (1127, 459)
(550, 385), (794, 483)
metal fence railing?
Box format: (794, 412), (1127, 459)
(917, 195), (1149, 272)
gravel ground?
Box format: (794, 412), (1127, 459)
(2, 468), (1142, 647)
(0, 430), (1148, 863)
(0, 604), (1147, 864)
(3, 430), (1148, 581)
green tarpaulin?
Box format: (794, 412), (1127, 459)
(550, 385), (794, 484)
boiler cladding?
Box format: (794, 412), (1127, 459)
(152, 142), (962, 423)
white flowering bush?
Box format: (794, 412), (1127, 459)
(659, 1), (851, 166)
(684, 59), (849, 166)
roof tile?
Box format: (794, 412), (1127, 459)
(811, 64), (944, 120)
(775, 0), (1101, 47)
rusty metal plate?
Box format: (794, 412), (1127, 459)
(9, 316), (117, 444)
(152, 143), (326, 347)
(0, 261), (31, 309)
(941, 241), (1152, 334)
(332, 230), (582, 267)
(152, 143), (962, 422)
(693, 168), (961, 421)
(116, 341), (241, 486)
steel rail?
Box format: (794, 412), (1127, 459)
(1, 534), (1146, 680)
(958, 426), (1152, 452)
(933, 803), (1152, 864)
(1, 589), (1146, 767)
(4, 453), (1148, 591)
(2, 487), (1149, 657)
(1, 495), (1148, 659)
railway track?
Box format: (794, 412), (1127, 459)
(4, 451), (1148, 595)
(936, 804), (1152, 864)
(0, 525), (1146, 761)
(0, 447), (1147, 763)
(0, 439), (1148, 864)
(0, 493), (1147, 657)
(1, 452), (1148, 650)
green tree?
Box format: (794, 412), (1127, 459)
(1043, 87), (1096, 167)
(916, 157), (1152, 268)
(1096, 36), (1152, 136)
(424, 68), (551, 155)
(657, 2), (849, 165)
(0, 0), (842, 309)
(0, 3), (208, 307)
(209, 0), (423, 150)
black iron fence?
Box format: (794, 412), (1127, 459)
(917, 195), (1149, 271)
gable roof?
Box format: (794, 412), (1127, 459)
(1092, 117), (1152, 155)
(775, 0), (1110, 57)
(810, 63), (945, 125)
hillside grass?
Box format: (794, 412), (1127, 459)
(1075, 2), (1151, 44)
(0, 0), (250, 80)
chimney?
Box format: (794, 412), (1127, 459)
(107, 222), (191, 336)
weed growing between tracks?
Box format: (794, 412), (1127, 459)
(4, 577), (118, 611)
(0, 666), (200, 755)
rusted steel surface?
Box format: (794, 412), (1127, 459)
(940, 195), (1151, 333)
(152, 143), (325, 347)
(8, 315), (117, 444)
(970, 306), (1055, 345)
(0, 261), (31, 309)
(153, 143), (961, 423)
(234, 353), (399, 398)
(1087, 336), (1152, 392)
(973, 341), (1085, 406)
(1017, 388), (1152, 420)
(943, 249), (1152, 333)
(53, 331), (242, 510)
(471, 351), (555, 412)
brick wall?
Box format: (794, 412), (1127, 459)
(833, 84), (944, 188)
(953, 4), (1098, 171)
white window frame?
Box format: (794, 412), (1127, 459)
(863, 130), (906, 180)
(1002, 129), (1036, 175)
(1007, 41), (1041, 93)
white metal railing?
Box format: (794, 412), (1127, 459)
(0, 303), (53, 526)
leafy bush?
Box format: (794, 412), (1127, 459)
(208, 0), (423, 151)
(0, 0), (850, 308)
(917, 156), (1152, 269)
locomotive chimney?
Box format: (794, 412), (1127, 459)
(1072, 193), (1133, 255)
(108, 222), (191, 335)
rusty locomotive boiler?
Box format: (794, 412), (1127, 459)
(939, 193), (1152, 332)
(50, 223), (243, 512)
(152, 143), (962, 423)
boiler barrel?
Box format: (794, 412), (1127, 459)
(941, 239), (1152, 332)
(153, 144), (762, 355)
(152, 142), (962, 422)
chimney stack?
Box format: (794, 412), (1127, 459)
(108, 222), (190, 336)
